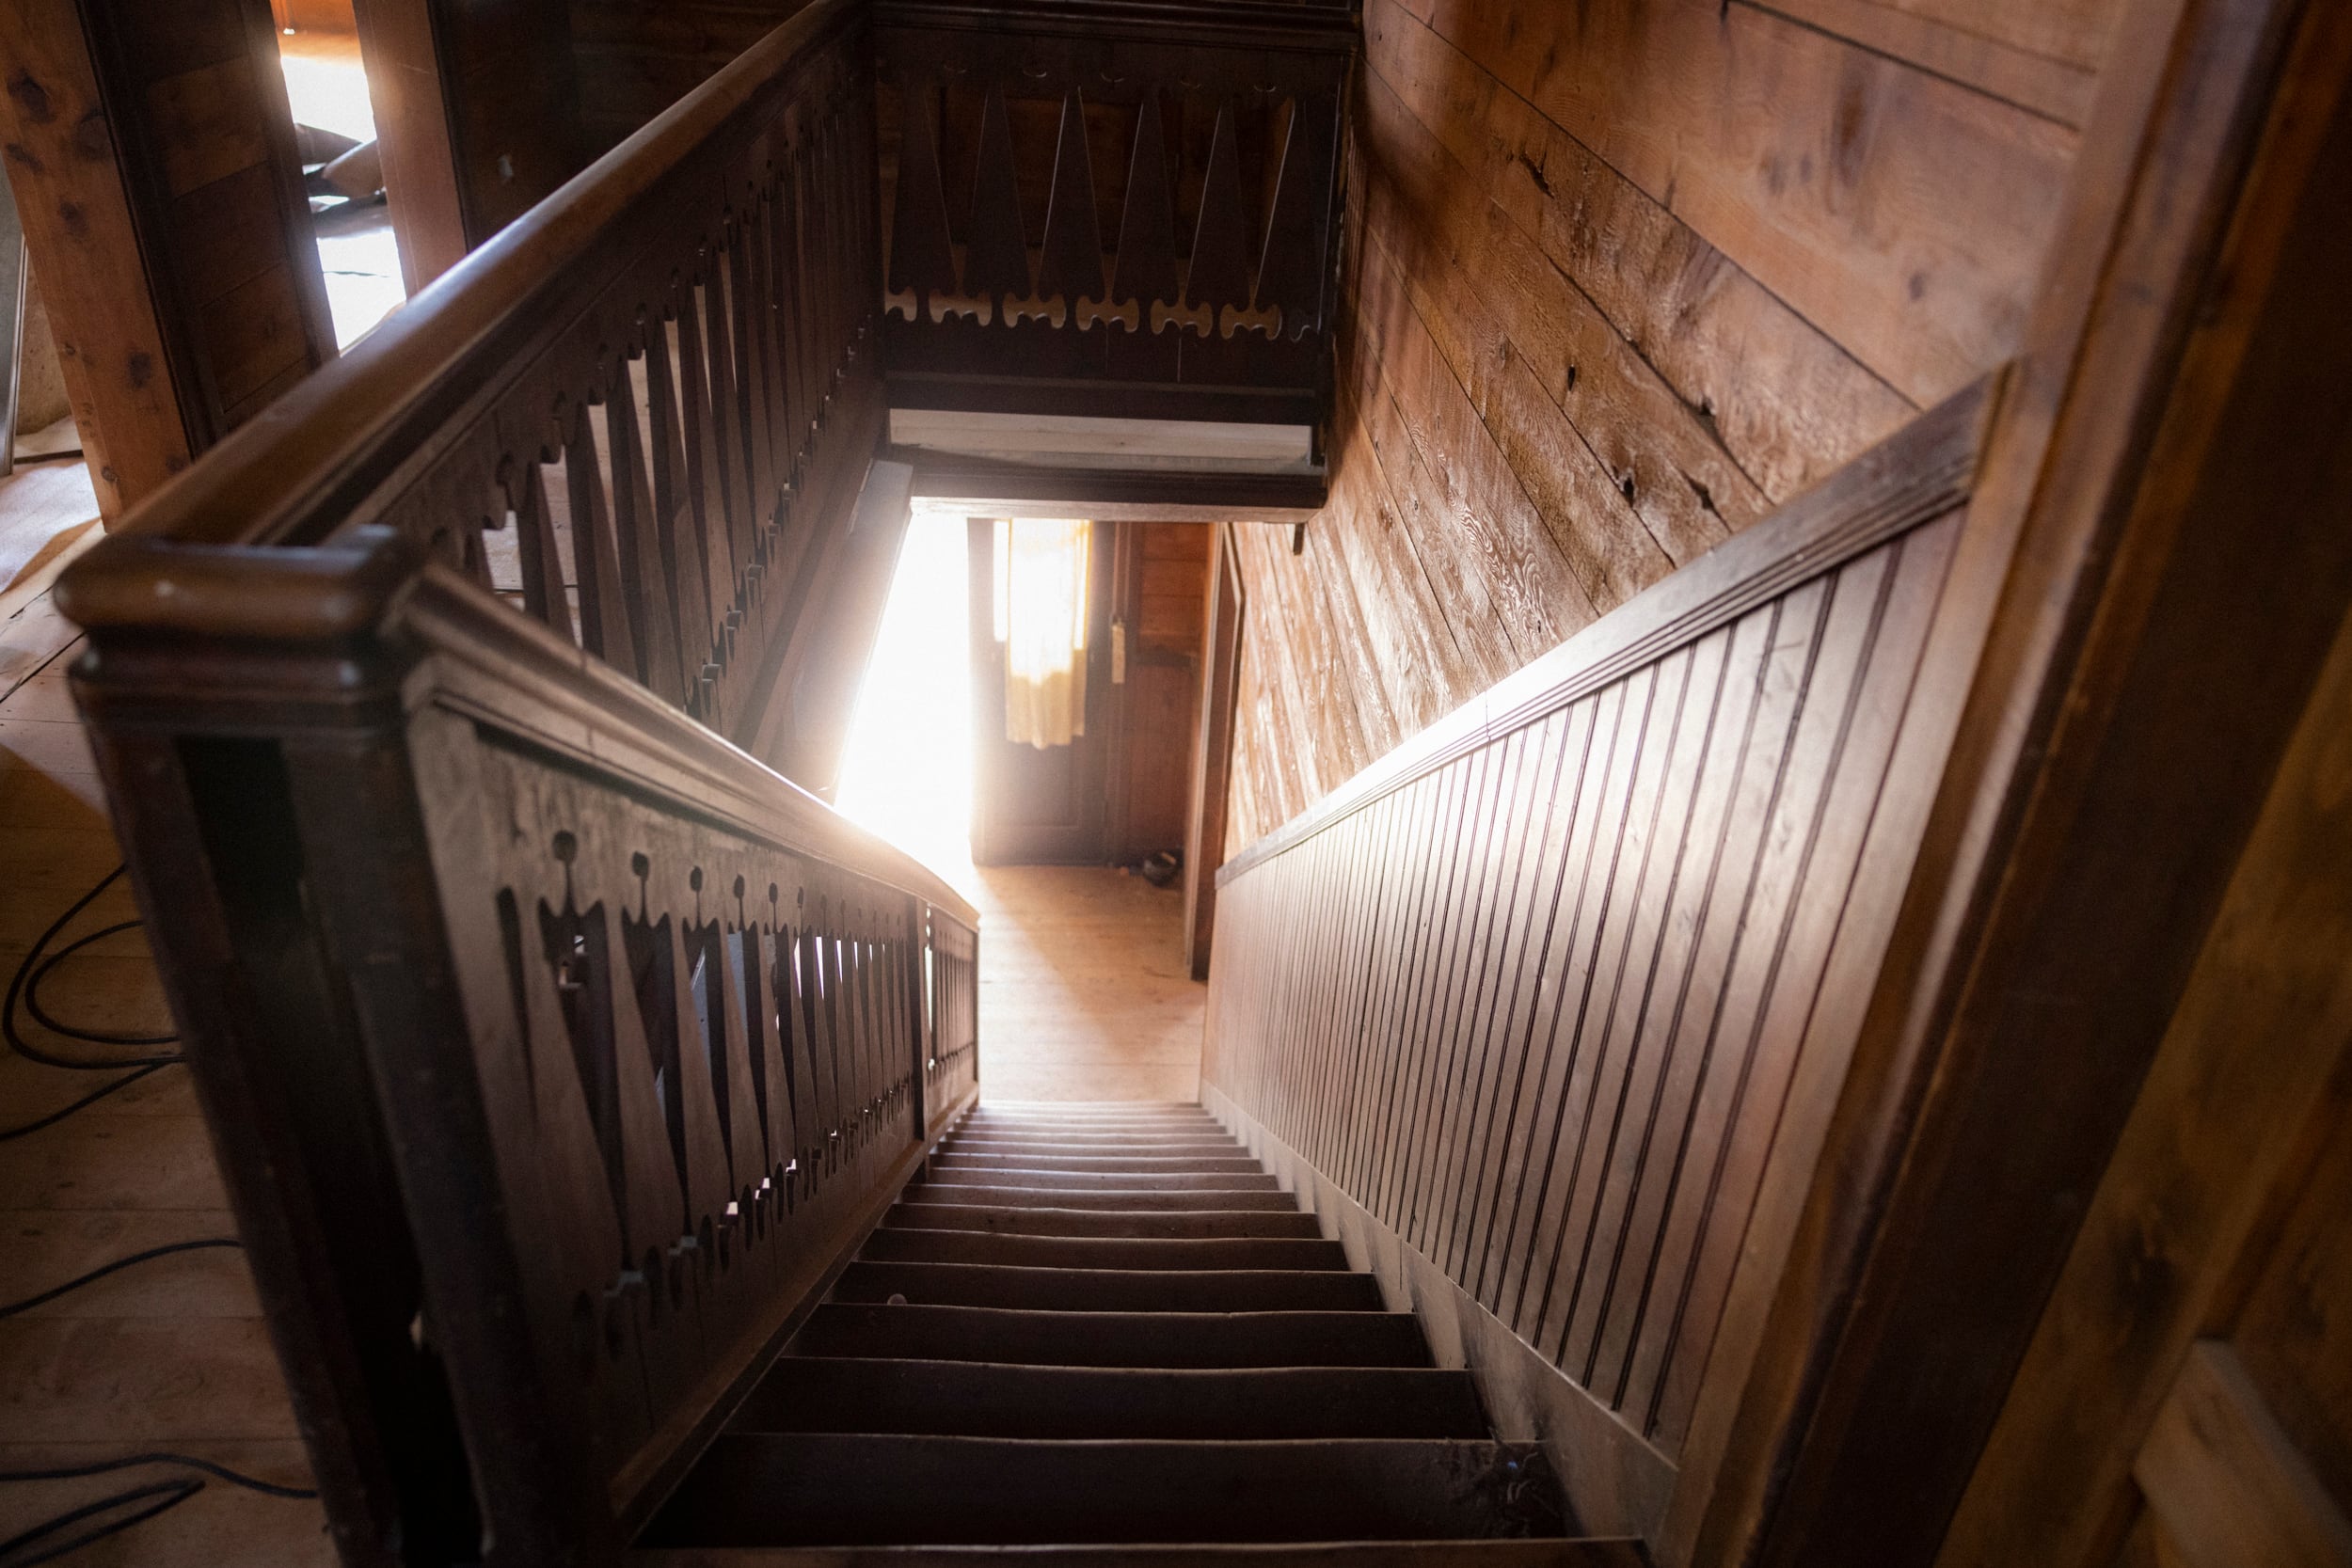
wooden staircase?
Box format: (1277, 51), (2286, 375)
(643, 1102), (1621, 1558)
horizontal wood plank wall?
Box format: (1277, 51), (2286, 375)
(1223, 0), (2120, 850)
(1203, 384), (1988, 1527)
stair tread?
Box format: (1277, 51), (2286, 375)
(886, 1203), (1322, 1240)
(792, 1304), (1435, 1368)
(909, 1184), (1301, 1212)
(629, 1544), (1643, 1567)
(863, 1229), (1347, 1272)
(918, 1169), (1281, 1191)
(835, 1260), (1384, 1313)
(644, 1434), (1567, 1546)
(731, 1359), (1489, 1439)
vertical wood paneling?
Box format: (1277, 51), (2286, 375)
(1204, 478), (1970, 1457)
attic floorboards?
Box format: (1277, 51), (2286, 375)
(0, 581), (336, 1565)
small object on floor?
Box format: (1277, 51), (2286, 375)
(1121, 849), (1182, 887)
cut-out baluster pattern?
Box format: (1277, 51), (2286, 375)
(358, 19), (881, 751)
(873, 4), (1348, 413)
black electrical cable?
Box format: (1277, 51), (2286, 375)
(0, 873), (312, 1565)
(2, 864), (182, 1143)
(0, 1478), (200, 1568)
(0, 1238), (243, 1320)
(0, 1457), (320, 1568)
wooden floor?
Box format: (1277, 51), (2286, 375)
(967, 864), (1207, 1105)
(0, 580), (334, 1565)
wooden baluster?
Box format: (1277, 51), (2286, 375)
(1184, 99), (1250, 333)
(597, 901), (691, 1260)
(641, 324), (717, 705)
(564, 399), (640, 680)
(775, 919), (823, 1196)
(513, 458), (575, 645)
(1036, 89), (1105, 316)
(769, 155), (806, 484)
(797, 921), (840, 1173)
(1254, 92), (1336, 339)
(700, 263), (757, 601)
(888, 77), (956, 317)
(723, 218), (776, 564)
(604, 357), (686, 705)
(1111, 90), (1179, 378)
(691, 911), (770, 1214)
(964, 83), (1030, 319)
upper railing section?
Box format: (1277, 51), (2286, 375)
(71, 0), (882, 752)
(875, 0), (1356, 429)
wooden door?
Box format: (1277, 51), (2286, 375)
(967, 515), (1115, 864)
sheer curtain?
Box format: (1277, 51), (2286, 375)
(995, 517), (1091, 749)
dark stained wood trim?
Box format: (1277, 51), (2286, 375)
(1184, 521), (1244, 978)
(1217, 372), (1998, 888)
(1935, 586), (2352, 1567)
(1677, 1), (2352, 1562)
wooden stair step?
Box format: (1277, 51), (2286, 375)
(861, 1229), (1347, 1273)
(903, 1184), (1301, 1213)
(944, 1135), (1248, 1154)
(884, 1202), (1324, 1240)
(628, 1543), (1643, 1567)
(916, 1168), (1280, 1193)
(789, 1305), (1434, 1368)
(834, 1260), (1384, 1313)
(961, 1115), (1226, 1132)
(644, 1434), (1566, 1546)
(932, 1153), (1269, 1174)
(730, 1359), (1492, 1439)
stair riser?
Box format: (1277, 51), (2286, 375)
(647, 1434), (1565, 1546)
(792, 1305), (1434, 1369)
(919, 1169), (1279, 1192)
(883, 1203), (1323, 1240)
(834, 1261), (1383, 1313)
(730, 1360), (1491, 1440)
(943, 1136), (1247, 1153)
(950, 1121), (1230, 1136)
(932, 1155), (1266, 1174)
(862, 1229), (1349, 1272)
(904, 1184), (1300, 1212)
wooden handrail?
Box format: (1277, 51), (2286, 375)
(68, 0), (883, 755)
(94, 0), (859, 551)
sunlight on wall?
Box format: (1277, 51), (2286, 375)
(835, 513), (977, 894)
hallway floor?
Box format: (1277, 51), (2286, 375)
(969, 864), (1205, 1104)
(0, 579), (332, 1563)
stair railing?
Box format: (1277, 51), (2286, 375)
(54, 3), (980, 1564)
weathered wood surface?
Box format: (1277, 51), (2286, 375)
(1223, 0), (2113, 851)
(1202, 385), (1989, 1541)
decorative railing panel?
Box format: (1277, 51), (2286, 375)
(874, 0), (1354, 428)
(55, 4), (982, 1562)
(1201, 381), (1994, 1504)
(64, 538), (981, 1564)
(101, 0), (881, 753)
